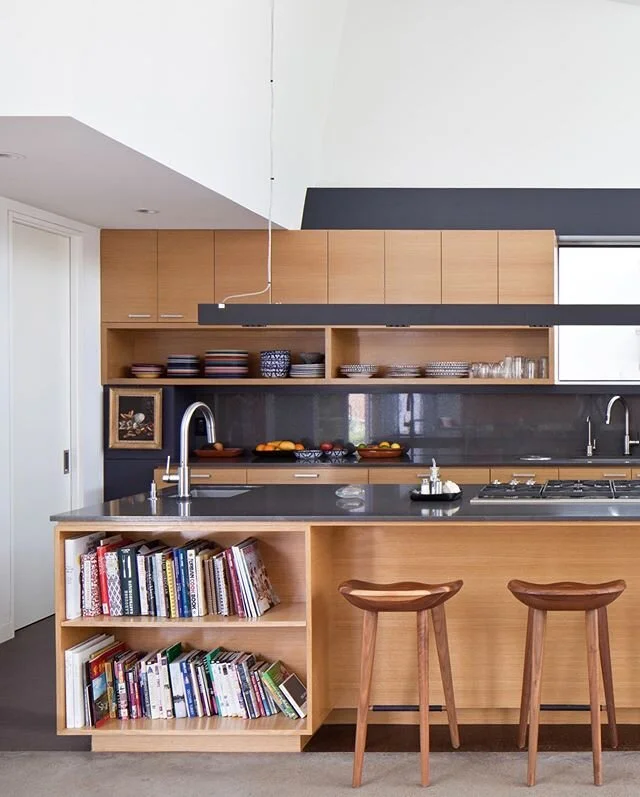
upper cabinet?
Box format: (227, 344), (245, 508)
(498, 230), (555, 304)
(441, 231), (498, 303)
(101, 230), (158, 322)
(214, 231), (271, 304)
(157, 230), (214, 322)
(271, 231), (328, 303)
(328, 230), (385, 303)
(384, 230), (441, 304)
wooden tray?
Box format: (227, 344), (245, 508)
(409, 489), (462, 502)
(194, 447), (244, 458)
(357, 447), (406, 459)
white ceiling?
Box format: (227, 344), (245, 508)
(0, 116), (273, 229)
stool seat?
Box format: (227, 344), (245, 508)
(508, 579), (626, 612)
(339, 579), (463, 613)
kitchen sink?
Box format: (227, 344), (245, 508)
(519, 455), (551, 461)
(166, 486), (260, 499)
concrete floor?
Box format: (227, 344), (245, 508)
(3, 751), (640, 796)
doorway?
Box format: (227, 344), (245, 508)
(10, 221), (72, 629)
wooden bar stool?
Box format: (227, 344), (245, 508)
(508, 579), (626, 787)
(339, 579), (463, 787)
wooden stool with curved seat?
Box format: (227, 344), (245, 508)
(338, 579), (463, 787)
(508, 579), (627, 787)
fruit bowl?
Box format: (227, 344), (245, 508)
(252, 448), (297, 459)
(294, 449), (324, 461)
(324, 448), (349, 459)
(357, 446), (406, 459)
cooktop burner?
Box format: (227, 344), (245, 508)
(471, 479), (640, 503)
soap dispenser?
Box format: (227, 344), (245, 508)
(429, 457), (443, 495)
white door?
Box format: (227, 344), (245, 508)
(11, 222), (72, 628)
(557, 247), (640, 382)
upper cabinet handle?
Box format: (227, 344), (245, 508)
(160, 313), (184, 318)
(127, 313), (151, 318)
(293, 473), (320, 478)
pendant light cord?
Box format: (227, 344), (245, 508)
(220, 0), (275, 306)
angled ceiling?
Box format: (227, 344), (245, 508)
(0, 117), (272, 229)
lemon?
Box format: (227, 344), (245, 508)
(378, 441), (391, 448)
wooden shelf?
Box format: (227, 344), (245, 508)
(105, 377), (553, 387)
(60, 713), (307, 736)
(61, 602), (307, 628)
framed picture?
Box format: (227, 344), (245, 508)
(109, 387), (163, 449)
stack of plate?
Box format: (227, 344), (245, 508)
(340, 364), (378, 379)
(289, 363), (325, 379)
(424, 361), (470, 378)
(386, 364), (422, 378)
(166, 354), (200, 377)
(204, 349), (249, 379)
(130, 363), (164, 379)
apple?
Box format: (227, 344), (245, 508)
(320, 441), (334, 452)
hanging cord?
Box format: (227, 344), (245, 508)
(219, 0), (275, 306)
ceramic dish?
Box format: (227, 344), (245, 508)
(324, 448), (348, 459)
(294, 449), (323, 461)
(357, 446), (406, 459)
(409, 489), (462, 502)
(193, 447), (244, 458)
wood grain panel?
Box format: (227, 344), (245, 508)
(490, 467), (559, 484)
(153, 467), (247, 488)
(367, 467), (489, 485)
(101, 230), (158, 322)
(214, 231), (270, 304)
(158, 230), (214, 322)
(328, 231), (384, 303)
(246, 468), (359, 485)
(384, 230), (441, 304)
(441, 231), (498, 304)
(271, 231), (328, 304)
(498, 230), (556, 304)
(558, 467), (631, 480)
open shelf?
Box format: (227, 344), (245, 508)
(59, 713), (307, 736)
(61, 601), (307, 628)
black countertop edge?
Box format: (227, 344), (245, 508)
(51, 484), (640, 523)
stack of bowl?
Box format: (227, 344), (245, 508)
(260, 349), (291, 378)
(339, 364), (378, 379)
(204, 349), (249, 379)
(166, 354), (200, 377)
(130, 363), (164, 379)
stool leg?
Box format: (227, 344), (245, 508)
(586, 609), (603, 786)
(353, 609), (378, 788)
(518, 607), (534, 750)
(527, 608), (546, 787)
(431, 603), (460, 749)
(598, 607), (618, 749)
(417, 608), (430, 787)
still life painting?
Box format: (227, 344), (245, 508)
(109, 387), (163, 449)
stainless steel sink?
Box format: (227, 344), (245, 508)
(519, 455), (552, 461)
(166, 486), (259, 499)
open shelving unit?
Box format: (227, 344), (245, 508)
(102, 323), (555, 386)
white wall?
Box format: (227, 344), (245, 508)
(319, 0), (640, 187)
(0, 1), (348, 228)
(0, 196), (102, 643)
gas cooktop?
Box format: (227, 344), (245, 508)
(471, 480), (640, 503)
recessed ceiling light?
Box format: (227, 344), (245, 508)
(135, 208), (159, 214)
(0, 152), (25, 160)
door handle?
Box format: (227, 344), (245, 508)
(63, 450), (70, 474)
(293, 473), (320, 479)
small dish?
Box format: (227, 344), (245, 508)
(294, 449), (323, 461)
(336, 485), (366, 499)
(324, 448), (348, 459)
(299, 352), (325, 364)
(357, 446), (406, 459)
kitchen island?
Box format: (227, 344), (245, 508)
(52, 484), (640, 752)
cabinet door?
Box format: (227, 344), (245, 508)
(367, 466), (489, 484)
(328, 230), (385, 303)
(246, 467), (357, 485)
(441, 231), (498, 303)
(558, 467), (631, 480)
(384, 231), (441, 303)
(498, 230), (555, 304)
(558, 247), (640, 382)
(157, 231), (214, 322)
(490, 467), (559, 484)
(271, 231), (328, 303)
(153, 467), (247, 487)
(101, 230), (157, 322)
(214, 231), (270, 304)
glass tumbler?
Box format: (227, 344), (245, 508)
(503, 356), (514, 379)
(524, 358), (537, 379)
(538, 356), (549, 380)
(512, 356), (524, 379)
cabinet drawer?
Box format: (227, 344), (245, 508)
(490, 467), (559, 484)
(558, 467), (631, 480)
(153, 467), (247, 487)
(246, 467), (359, 485)
(368, 467), (489, 485)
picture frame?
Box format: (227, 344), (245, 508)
(109, 387), (163, 449)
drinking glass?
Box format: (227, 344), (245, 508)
(503, 356), (514, 379)
(524, 358), (537, 379)
(512, 356), (524, 379)
(538, 356), (549, 380)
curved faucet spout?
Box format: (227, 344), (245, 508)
(605, 395), (625, 426)
(177, 402), (217, 499)
(605, 395), (637, 457)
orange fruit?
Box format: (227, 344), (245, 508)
(263, 444), (275, 451)
(294, 443), (305, 451)
(256, 443), (266, 451)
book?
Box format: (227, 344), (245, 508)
(169, 651), (191, 719)
(64, 532), (105, 620)
(213, 552), (230, 616)
(260, 660), (298, 720)
(64, 633), (111, 727)
(235, 537), (280, 617)
(136, 541), (165, 616)
(279, 672), (308, 719)
(104, 549), (125, 616)
(80, 550), (101, 617)
(87, 641), (128, 727)
(96, 536), (128, 615)
(165, 551), (179, 619)
(118, 541), (147, 615)
(224, 548), (245, 617)
(159, 642), (182, 719)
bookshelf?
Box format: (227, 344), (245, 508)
(55, 521), (323, 752)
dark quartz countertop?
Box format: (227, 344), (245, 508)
(51, 484), (640, 524)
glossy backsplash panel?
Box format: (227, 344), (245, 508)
(185, 388), (640, 459)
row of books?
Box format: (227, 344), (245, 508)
(65, 531), (279, 620)
(65, 634), (307, 729)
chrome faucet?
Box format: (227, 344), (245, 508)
(605, 395), (639, 457)
(163, 401), (216, 499)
